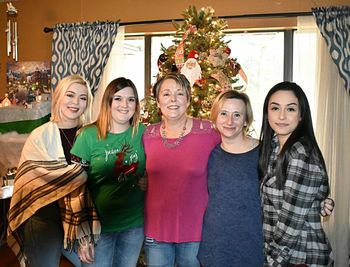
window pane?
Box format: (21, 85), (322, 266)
(122, 37), (145, 100)
(293, 30), (317, 122)
(224, 32), (284, 136)
(100, 36), (145, 100)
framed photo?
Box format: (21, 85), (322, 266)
(6, 61), (51, 104)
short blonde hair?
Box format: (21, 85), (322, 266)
(95, 77), (140, 139)
(210, 90), (253, 135)
(51, 75), (93, 127)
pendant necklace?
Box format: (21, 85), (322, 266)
(60, 128), (77, 149)
(161, 117), (188, 149)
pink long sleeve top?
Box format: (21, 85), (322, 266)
(143, 118), (220, 242)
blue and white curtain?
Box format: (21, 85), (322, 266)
(312, 6), (350, 94)
(51, 21), (118, 94)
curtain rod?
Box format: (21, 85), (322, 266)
(43, 11), (313, 33)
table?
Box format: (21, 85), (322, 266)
(0, 100), (51, 134)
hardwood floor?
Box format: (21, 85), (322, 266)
(0, 243), (74, 267)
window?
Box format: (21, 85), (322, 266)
(293, 30), (317, 122)
(224, 32), (284, 136)
(104, 29), (317, 135)
(100, 35), (145, 100)
(120, 37), (145, 100)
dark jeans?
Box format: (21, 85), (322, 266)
(19, 201), (80, 267)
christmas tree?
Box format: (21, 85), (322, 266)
(141, 6), (245, 124)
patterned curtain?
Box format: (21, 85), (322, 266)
(312, 6), (350, 94)
(51, 21), (118, 94)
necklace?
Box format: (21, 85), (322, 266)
(60, 128), (77, 149)
(161, 117), (188, 149)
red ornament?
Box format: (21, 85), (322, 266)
(195, 77), (206, 87)
(224, 47), (231, 55)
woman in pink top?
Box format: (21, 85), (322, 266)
(142, 73), (220, 267)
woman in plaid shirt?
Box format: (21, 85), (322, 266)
(259, 82), (333, 267)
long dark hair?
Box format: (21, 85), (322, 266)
(258, 81), (327, 188)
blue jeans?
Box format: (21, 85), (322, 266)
(82, 226), (144, 267)
(19, 202), (80, 267)
(144, 237), (200, 267)
(63, 248), (81, 267)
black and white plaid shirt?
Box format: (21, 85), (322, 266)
(261, 136), (333, 267)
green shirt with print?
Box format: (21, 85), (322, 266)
(71, 124), (145, 233)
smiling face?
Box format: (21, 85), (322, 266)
(157, 78), (190, 120)
(267, 90), (301, 146)
(59, 83), (88, 128)
(216, 98), (247, 141)
(110, 86), (136, 131)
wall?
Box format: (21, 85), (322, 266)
(0, 0), (348, 96)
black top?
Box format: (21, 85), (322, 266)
(59, 127), (77, 164)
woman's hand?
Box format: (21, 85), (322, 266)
(78, 242), (95, 264)
(320, 197), (335, 217)
(138, 173), (148, 191)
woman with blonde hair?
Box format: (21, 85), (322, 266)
(198, 90), (264, 266)
(7, 74), (100, 267)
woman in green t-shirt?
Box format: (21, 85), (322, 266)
(71, 77), (146, 267)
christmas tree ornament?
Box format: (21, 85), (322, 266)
(208, 48), (228, 67)
(188, 24), (198, 34)
(229, 58), (241, 77)
(174, 41), (185, 69)
(181, 52), (202, 87)
(195, 77), (206, 87)
(211, 70), (232, 91)
(1, 93), (11, 107)
(224, 47), (231, 56)
(157, 53), (168, 68)
(158, 53), (168, 63)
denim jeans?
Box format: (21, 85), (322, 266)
(144, 237), (200, 267)
(63, 249), (81, 267)
(19, 202), (80, 267)
(81, 226), (144, 267)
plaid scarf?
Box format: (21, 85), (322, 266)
(6, 122), (100, 266)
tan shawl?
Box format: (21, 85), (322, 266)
(7, 122), (100, 266)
